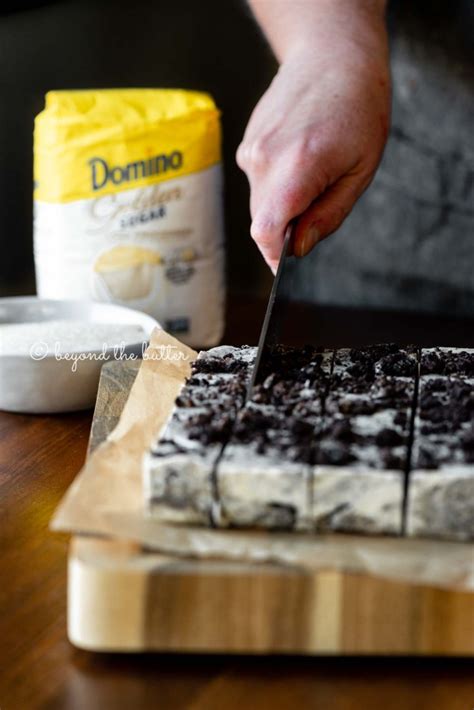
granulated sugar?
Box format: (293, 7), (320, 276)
(0, 320), (146, 356)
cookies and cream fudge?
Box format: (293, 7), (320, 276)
(144, 342), (473, 541)
(406, 348), (474, 541)
(311, 345), (417, 535)
(216, 346), (333, 530)
(143, 345), (256, 524)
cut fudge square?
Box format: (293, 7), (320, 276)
(406, 358), (474, 541)
(406, 466), (474, 541)
(311, 467), (404, 535)
(143, 346), (256, 524)
(216, 403), (314, 530)
(216, 347), (333, 530)
(144, 407), (227, 525)
(311, 345), (417, 535)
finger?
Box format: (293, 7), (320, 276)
(292, 172), (372, 257)
(250, 212), (287, 272)
(249, 166), (331, 269)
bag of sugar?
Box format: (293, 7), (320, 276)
(34, 89), (225, 347)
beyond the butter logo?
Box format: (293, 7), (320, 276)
(89, 151), (183, 191)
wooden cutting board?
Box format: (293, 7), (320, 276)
(68, 362), (474, 655)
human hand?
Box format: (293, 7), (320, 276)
(237, 2), (390, 272)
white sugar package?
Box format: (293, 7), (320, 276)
(34, 89), (225, 346)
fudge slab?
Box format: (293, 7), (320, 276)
(144, 343), (474, 541)
(311, 345), (418, 535)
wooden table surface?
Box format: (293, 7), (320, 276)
(1, 298), (474, 710)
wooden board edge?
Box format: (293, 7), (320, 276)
(68, 537), (474, 655)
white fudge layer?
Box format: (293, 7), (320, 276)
(217, 442), (312, 530)
(145, 406), (222, 524)
(311, 466), (404, 535)
(406, 466), (474, 541)
(144, 447), (217, 524)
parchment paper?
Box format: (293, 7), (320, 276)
(51, 329), (474, 591)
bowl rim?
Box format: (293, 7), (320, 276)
(0, 296), (161, 360)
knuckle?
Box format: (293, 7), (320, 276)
(287, 140), (332, 195)
(279, 184), (304, 213)
(305, 133), (323, 158)
(294, 136), (317, 165)
(286, 138), (312, 172)
(257, 238), (276, 253)
(294, 133), (328, 165)
(248, 136), (271, 167)
(235, 143), (247, 168)
(250, 219), (278, 251)
(251, 230), (274, 251)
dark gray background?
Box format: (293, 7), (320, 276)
(1, 0), (473, 315)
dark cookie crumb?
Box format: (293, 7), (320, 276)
(337, 397), (377, 416)
(381, 452), (404, 470)
(461, 430), (474, 452)
(188, 411), (234, 445)
(419, 377), (472, 432)
(329, 419), (355, 443)
(417, 447), (438, 470)
(177, 377), (247, 409)
(377, 352), (416, 377)
(421, 348), (474, 377)
(394, 410), (408, 426)
(316, 442), (356, 466)
(257, 503), (297, 530)
(193, 355), (249, 375)
(376, 428), (404, 447)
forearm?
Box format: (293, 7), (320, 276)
(239, 0), (392, 269)
(247, 0), (388, 64)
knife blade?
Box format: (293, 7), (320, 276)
(246, 222), (296, 398)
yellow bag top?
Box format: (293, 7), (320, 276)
(34, 89), (221, 203)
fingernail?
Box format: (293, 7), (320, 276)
(297, 225), (320, 257)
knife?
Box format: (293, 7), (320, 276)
(246, 221), (296, 398)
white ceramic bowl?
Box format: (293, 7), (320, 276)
(0, 297), (160, 413)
